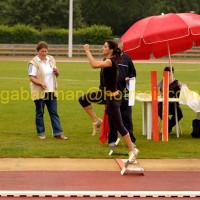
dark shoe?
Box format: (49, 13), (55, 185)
(54, 134), (67, 140)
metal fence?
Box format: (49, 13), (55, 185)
(0, 44), (102, 57)
(0, 44), (200, 59)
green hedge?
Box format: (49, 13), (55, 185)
(73, 25), (113, 44)
(0, 25), (15, 43)
(40, 28), (68, 44)
(0, 24), (114, 44)
(11, 24), (40, 43)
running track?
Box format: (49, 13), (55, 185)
(0, 171), (200, 198)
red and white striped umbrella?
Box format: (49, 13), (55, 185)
(121, 12), (200, 60)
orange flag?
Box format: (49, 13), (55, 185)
(99, 108), (110, 144)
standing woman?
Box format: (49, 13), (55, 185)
(83, 40), (139, 161)
(28, 41), (67, 140)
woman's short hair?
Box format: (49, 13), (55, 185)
(36, 41), (48, 51)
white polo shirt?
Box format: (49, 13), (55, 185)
(28, 56), (54, 92)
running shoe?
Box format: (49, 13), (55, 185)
(128, 148), (139, 163)
(92, 118), (102, 136)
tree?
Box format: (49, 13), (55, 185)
(80, 0), (200, 35)
(0, 0), (199, 36)
(80, 0), (144, 36)
(0, 0), (84, 29)
(147, 0), (200, 15)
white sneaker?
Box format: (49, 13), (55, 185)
(128, 148), (139, 163)
(38, 134), (46, 140)
(92, 118), (103, 136)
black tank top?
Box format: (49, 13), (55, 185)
(102, 57), (118, 92)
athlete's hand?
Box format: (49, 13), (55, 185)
(83, 44), (90, 51)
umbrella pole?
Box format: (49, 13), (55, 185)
(167, 42), (173, 78)
(161, 42), (171, 141)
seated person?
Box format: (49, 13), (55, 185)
(157, 66), (183, 133)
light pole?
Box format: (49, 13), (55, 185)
(68, 0), (73, 57)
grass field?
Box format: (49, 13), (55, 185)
(0, 59), (200, 159)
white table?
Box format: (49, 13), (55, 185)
(136, 93), (180, 140)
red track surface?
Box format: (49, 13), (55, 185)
(0, 171), (200, 191)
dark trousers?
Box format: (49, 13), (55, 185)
(78, 90), (136, 143)
(158, 102), (183, 129)
(108, 97), (136, 144)
(106, 94), (128, 137)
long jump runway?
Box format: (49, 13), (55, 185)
(1, 171), (200, 197)
(1, 158), (200, 197)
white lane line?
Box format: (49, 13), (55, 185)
(0, 190), (199, 198)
